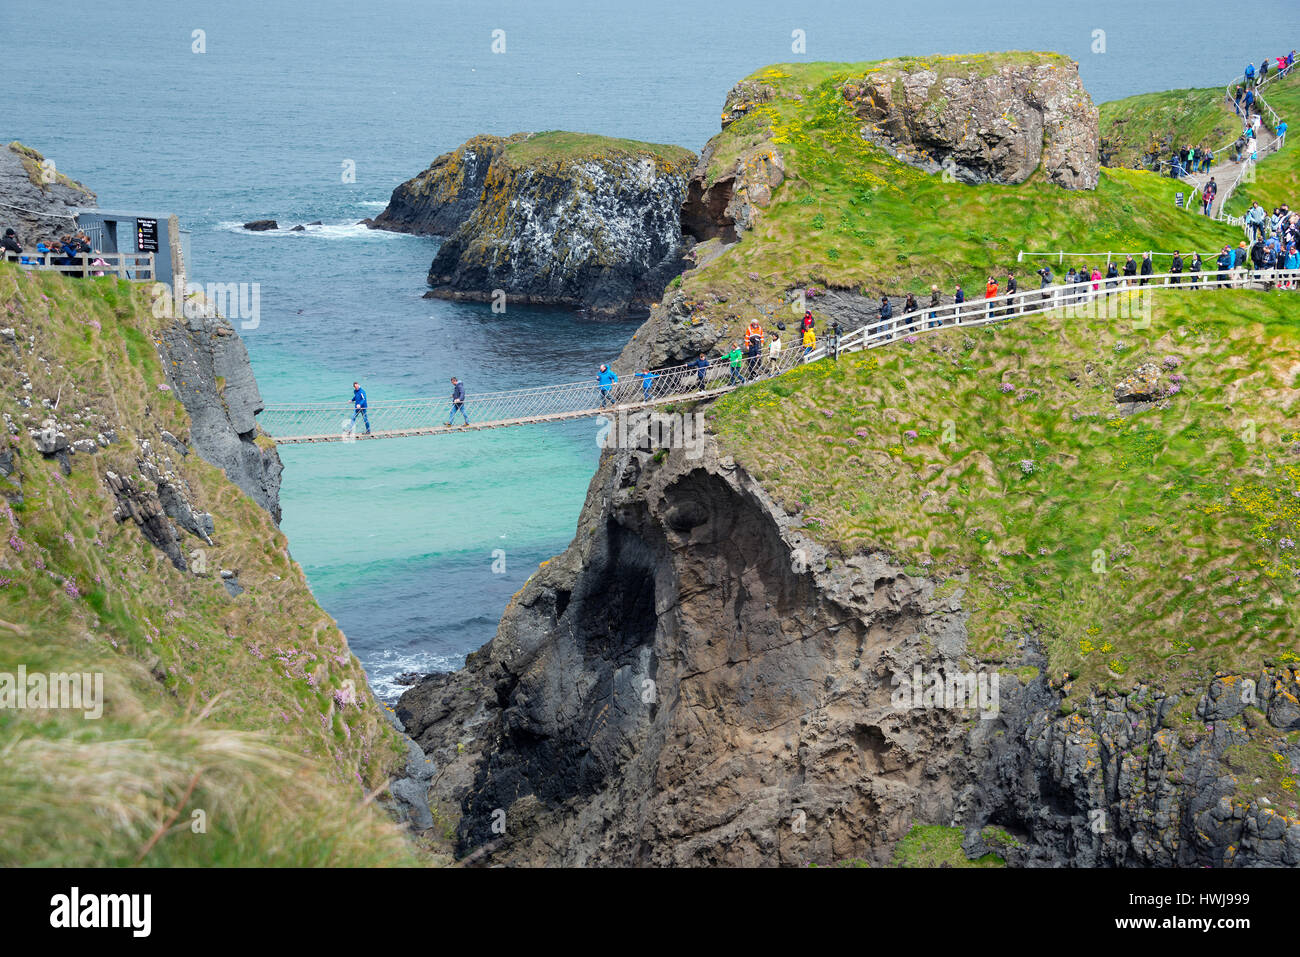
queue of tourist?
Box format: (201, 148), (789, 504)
(0, 226), (108, 276)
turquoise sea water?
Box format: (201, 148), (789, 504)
(5, 0), (1295, 697)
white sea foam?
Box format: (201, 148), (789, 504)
(368, 649), (465, 701)
(214, 220), (401, 240)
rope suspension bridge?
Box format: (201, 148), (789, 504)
(262, 63), (1296, 445)
(259, 269), (1300, 444)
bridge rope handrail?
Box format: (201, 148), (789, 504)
(261, 268), (1300, 442)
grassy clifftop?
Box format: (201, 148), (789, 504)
(500, 131), (695, 171)
(711, 290), (1300, 702)
(0, 264), (417, 866)
(667, 56), (1240, 349)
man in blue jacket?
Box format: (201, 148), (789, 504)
(597, 364), (618, 407)
(350, 381), (371, 434)
(446, 377), (469, 426)
(692, 353), (711, 391)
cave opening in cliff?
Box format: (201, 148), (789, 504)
(571, 519), (658, 664)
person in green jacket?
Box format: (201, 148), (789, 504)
(727, 342), (746, 385)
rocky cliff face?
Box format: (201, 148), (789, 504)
(0, 143), (96, 243)
(369, 134), (521, 236)
(397, 431), (1300, 866)
(376, 132), (697, 318)
(160, 309), (283, 523)
(841, 54), (1100, 189)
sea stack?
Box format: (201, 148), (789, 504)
(373, 131), (697, 318)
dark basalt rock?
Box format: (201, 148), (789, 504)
(242, 219), (278, 231)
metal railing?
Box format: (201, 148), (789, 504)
(814, 267), (1300, 360)
(1, 250), (156, 281)
(260, 270), (1300, 443)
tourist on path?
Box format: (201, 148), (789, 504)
(1278, 119), (1288, 147)
(1105, 260), (1118, 292)
(728, 342), (746, 383)
(928, 284), (941, 326)
(1140, 252), (1153, 286)
(874, 294), (892, 337)
(744, 333), (763, 378)
(801, 326), (816, 360)
(446, 377), (469, 426)
(1188, 252), (1202, 287)
(597, 364), (618, 408)
(1246, 202), (1266, 241)
(1171, 251), (1183, 285)
(349, 381), (371, 434)
(953, 283), (965, 319)
(1123, 254), (1137, 286)
(1216, 247), (1232, 287)
(635, 368), (655, 401)
(768, 331), (782, 370)
(692, 353), (711, 391)
(0, 228), (21, 259)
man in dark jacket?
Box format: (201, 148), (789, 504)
(1216, 247), (1233, 286)
(446, 377), (469, 427)
(873, 294), (892, 337)
(0, 228), (21, 260)
(1139, 252), (1153, 286)
(1123, 254), (1137, 286)
(1170, 251), (1183, 284)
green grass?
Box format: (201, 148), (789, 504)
(1098, 87), (1238, 169)
(501, 131), (695, 170)
(889, 825), (1005, 867)
(711, 290), (1300, 707)
(1226, 68), (1300, 216)
(671, 58), (1241, 346)
(0, 264), (420, 866)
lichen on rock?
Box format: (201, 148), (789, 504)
(375, 132), (697, 318)
(842, 53), (1100, 189)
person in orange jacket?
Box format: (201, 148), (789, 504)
(985, 276), (998, 318)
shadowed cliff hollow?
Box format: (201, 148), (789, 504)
(372, 131), (697, 318)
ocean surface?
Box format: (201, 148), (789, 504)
(5, 0), (1296, 698)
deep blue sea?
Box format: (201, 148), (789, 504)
(4, 0), (1296, 697)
